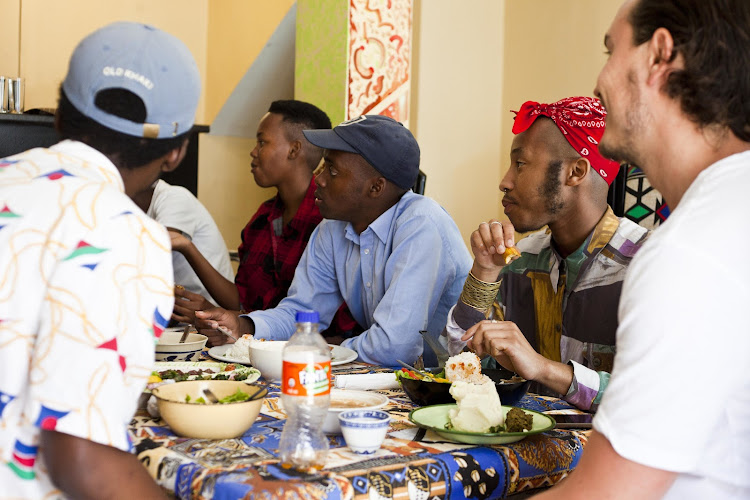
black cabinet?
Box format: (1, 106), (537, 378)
(0, 112), (208, 197)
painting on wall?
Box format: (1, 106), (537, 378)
(347, 0), (412, 125)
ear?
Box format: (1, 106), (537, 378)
(367, 177), (387, 198)
(566, 158), (591, 187)
(646, 27), (676, 87)
(161, 139), (190, 173)
(288, 140), (302, 160)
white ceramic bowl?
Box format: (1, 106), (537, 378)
(338, 409), (391, 454)
(151, 379), (267, 439)
(155, 329), (207, 362)
(323, 389), (389, 434)
(249, 340), (287, 382)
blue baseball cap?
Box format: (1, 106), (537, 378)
(62, 22), (201, 139)
(303, 115), (420, 190)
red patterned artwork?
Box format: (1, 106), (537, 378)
(348, 0), (412, 124)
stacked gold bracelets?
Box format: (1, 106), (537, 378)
(459, 272), (501, 312)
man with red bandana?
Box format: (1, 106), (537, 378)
(442, 96), (649, 411)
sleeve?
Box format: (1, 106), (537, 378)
(249, 223), (343, 339)
(594, 238), (750, 472)
(341, 215), (460, 366)
(563, 360), (610, 411)
(149, 184), (198, 239)
(440, 302), (487, 356)
(28, 212), (174, 452)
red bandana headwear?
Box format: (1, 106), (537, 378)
(511, 96), (620, 185)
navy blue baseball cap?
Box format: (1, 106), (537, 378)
(303, 115), (420, 190)
(62, 22), (201, 139)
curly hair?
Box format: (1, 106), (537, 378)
(629, 0), (750, 141)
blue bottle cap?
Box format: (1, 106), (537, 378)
(295, 310), (319, 323)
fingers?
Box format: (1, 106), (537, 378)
(174, 286), (205, 302)
(201, 328), (228, 347)
(171, 312), (192, 324)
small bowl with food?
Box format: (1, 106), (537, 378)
(155, 328), (208, 362)
(322, 388), (389, 434)
(151, 379), (267, 439)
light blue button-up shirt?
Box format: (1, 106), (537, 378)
(246, 191), (472, 366)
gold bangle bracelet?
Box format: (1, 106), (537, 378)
(459, 272), (501, 312)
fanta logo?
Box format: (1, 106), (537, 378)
(299, 367), (328, 387)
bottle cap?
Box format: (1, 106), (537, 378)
(295, 310), (319, 323)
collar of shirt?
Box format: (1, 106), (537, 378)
(344, 190), (414, 244)
(49, 140), (126, 193)
(550, 206), (621, 291)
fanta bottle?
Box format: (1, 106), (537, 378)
(278, 310), (331, 469)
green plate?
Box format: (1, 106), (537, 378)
(408, 404), (555, 445)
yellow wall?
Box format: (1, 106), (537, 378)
(500, 0), (622, 225)
(0, 0), (20, 78)
(17, 0), (208, 120)
(411, 0), (505, 247)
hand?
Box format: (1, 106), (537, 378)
(462, 320), (547, 382)
(195, 307), (244, 346)
(469, 220), (518, 281)
(168, 229), (192, 254)
(171, 286), (212, 324)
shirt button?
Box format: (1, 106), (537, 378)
(364, 249), (370, 255)
(366, 282), (371, 288)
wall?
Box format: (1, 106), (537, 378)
(16, 0), (208, 120)
(410, 0), (505, 247)
(500, 0), (622, 227)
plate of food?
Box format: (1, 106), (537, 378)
(208, 341), (358, 366)
(150, 361), (260, 385)
(409, 404), (555, 445)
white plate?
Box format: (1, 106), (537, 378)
(208, 344), (252, 365)
(209, 343), (358, 366)
(331, 345), (358, 366)
(153, 361), (260, 384)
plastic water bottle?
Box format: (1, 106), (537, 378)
(278, 310), (331, 469)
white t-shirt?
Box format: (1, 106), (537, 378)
(595, 150), (750, 499)
(147, 179), (233, 305)
(0, 141), (174, 497)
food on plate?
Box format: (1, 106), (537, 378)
(501, 246), (521, 264)
(184, 388), (251, 404)
(225, 334), (254, 361)
(447, 379), (504, 433)
(445, 351), (484, 384)
(149, 364), (252, 385)
(504, 407), (533, 433)
(395, 367), (450, 384)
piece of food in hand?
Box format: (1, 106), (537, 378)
(500, 246), (520, 264)
(445, 351), (484, 384)
(504, 407), (533, 433)
(447, 379), (504, 433)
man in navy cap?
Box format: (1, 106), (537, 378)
(199, 115), (472, 366)
(0, 22), (200, 498)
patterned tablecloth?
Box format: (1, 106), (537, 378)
(131, 358), (590, 499)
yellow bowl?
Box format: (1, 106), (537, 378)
(151, 380), (267, 439)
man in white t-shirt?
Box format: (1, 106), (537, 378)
(536, 1), (750, 499)
(135, 179), (233, 306)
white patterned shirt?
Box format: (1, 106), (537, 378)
(0, 140), (174, 498)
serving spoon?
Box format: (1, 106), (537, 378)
(396, 359), (438, 380)
(202, 384), (266, 404)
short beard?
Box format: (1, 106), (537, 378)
(599, 69), (646, 166)
(540, 159), (564, 215)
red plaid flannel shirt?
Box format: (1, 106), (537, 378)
(235, 178), (360, 337)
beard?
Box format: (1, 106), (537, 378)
(598, 70), (648, 167)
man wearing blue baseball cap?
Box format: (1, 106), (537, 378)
(0, 22), (200, 498)
(198, 115), (472, 366)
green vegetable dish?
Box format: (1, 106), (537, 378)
(184, 389), (251, 404)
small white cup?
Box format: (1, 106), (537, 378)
(338, 410), (390, 454)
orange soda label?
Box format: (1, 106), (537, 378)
(282, 361), (331, 396)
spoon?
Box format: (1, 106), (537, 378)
(217, 325), (239, 342)
(396, 359), (436, 380)
(178, 325), (190, 343)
